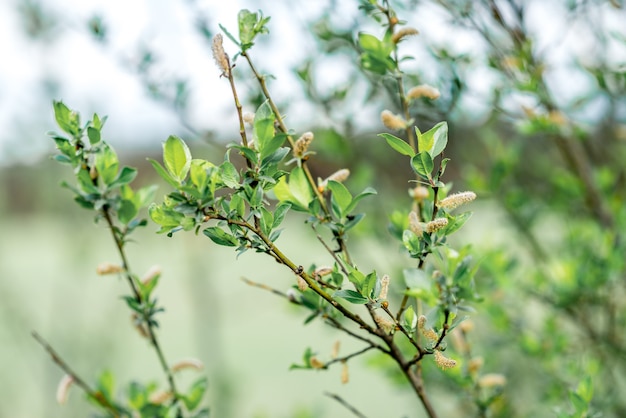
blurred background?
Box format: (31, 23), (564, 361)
(1, 0), (626, 417)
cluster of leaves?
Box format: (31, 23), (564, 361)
(48, 102), (209, 418)
(148, 6), (485, 418)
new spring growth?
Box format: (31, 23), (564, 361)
(212, 34), (230, 74)
(314, 266), (333, 277)
(425, 218), (448, 233)
(434, 349), (457, 370)
(56, 374), (74, 405)
(437, 191), (477, 211)
(318, 169), (350, 192)
(381, 110), (408, 131)
(407, 84), (441, 100)
(170, 358), (204, 373)
(418, 315), (439, 342)
(392, 27), (419, 44)
(294, 131), (314, 158)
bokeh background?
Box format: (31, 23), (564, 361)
(1, 0), (626, 417)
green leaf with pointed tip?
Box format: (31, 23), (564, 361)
(345, 187), (377, 214)
(118, 199), (138, 225)
(149, 203), (184, 231)
(272, 201), (291, 228)
(411, 152), (433, 179)
(190, 159), (214, 191)
(220, 161), (240, 189)
(254, 100), (275, 156)
(87, 126), (101, 145)
(109, 166), (137, 188)
(334, 289), (369, 304)
(149, 159), (181, 188)
(203, 226), (238, 246)
(289, 166), (313, 209)
(362, 271), (377, 299)
(441, 211), (473, 235)
(163, 135), (191, 182)
(182, 377), (208, 411)
(135, 185), (157, 209)
(53, 101), (80, 136)
(328, 180), (352, 218)
(379, 133), (415, 156)
(418, 121), (448, 157)
(95, 143), (119, 186)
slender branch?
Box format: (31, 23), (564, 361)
(324, 392), (369, 418)
(241, 277), (301, 304)
(32, 332), (125, 417)
(225, 64), (249, 148)
(101, 208), (181, 414)
(324, 316), (390, 354)
(324, 346), (376, 368)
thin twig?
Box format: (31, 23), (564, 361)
(32, 332), (124, 417)
(324, 392), (368, 418)
(324, 346), (376, 368)
(101, 208), (181, 415)
(241, 277), (301, 304)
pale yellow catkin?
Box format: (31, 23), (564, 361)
(381, 110), (408, 131)
(434, 350), (457, 370)
(407, 84), (440, 100)
(437, 191), (477, 210)
(211, 34), (230, 74)
(56, 375), (74, 405)
(392, 27), (419, 43)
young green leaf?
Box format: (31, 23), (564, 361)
(411, 152), (434, 179)
(334, 289), (369, 304)
(182, 377), (208, 411)
(109, 166), (137, 188)
(220, 161), (240, 189)
(163, 135), (192, 182)
(87, 126), (101, 145)
(95, 143), (120, 186)
(203, 226), (238, 246)
(379, 133), (415, 156)
(288, 166), (313, 209)
(328, 180), (352, 218)
(149, 159), (181, 188)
